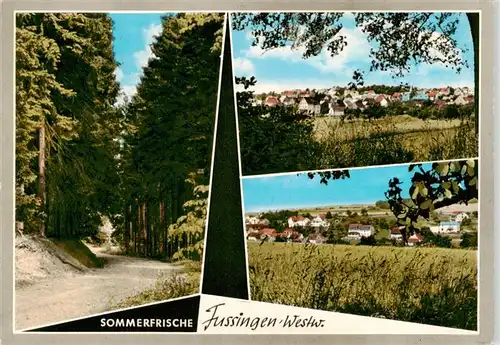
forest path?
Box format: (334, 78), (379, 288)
(15, 245), (182, 331)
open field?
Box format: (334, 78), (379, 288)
(313, 116), (463, 141)
(248, 242), (477, 330)
(313, 116), (477, 169)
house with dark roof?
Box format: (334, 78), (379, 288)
(390, 226), (405, 241)
(306, 233), (327, 245)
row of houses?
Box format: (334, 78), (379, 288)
(288, 215), (329, 229)
(247, 227), (328, 244)
(253, 86), (475, 116)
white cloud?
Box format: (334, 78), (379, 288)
(114, 23), (162, 107)
(115, 85), (138, 106)
(114, 67), (124, 83)
(243, 27), (371, 76)
(133, 23), (162, 70)
(233, 57), (255, 77)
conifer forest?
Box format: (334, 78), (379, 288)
(15, 13), (224, 261)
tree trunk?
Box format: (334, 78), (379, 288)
(466, 12), (479, 134)
(160, 200), (166, 256)
(38, 122), (46, 237)
(124, 205), (130, 253)
(142, 202), (147, 256)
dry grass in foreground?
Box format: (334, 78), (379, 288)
(113, 260), (201, 309)
(248, 242), (477, 330)
(315, 117), (477, 169)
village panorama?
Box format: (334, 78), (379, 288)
(251, 85), (475, 116)
(245, 201), (478, 248)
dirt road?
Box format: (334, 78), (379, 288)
(15, 246), (183, 331)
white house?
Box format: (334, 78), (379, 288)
(454, 212), (470, 223)
(327, 87), (339, 97)
(288, 216), (311, 228)
(245, 216), (261, 225)
(328, 103), (345, 116)
(282, 96), (296, 107)
(375, 95), (390, 107)
(454, 87), (464, 97)
(313, 104), (321, 115)
(438, 221), (461, 234)
(310, 215), (329, 228)
(348, 224), (374, 238)
(390, 226), (405, 241)
(454, 95), (469, 105)
(298, 98), (315, 113)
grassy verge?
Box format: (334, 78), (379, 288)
(248, 242), (477, 330)
(52, 238), (104, 268)
(113, 260), (201, 309)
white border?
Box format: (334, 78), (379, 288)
(10, 9), (484, 336)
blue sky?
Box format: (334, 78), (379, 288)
(241, 164), (432, 213)
(110, 13), (167, 104)
(231, 13), (474, 93)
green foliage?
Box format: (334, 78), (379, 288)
(357, 235), (377, 246)
(260, 210), (298, 222)
(115, 13), (223, 260)
(249, 243), (477, 330)
(114, 262), (201, 309)
(16, 13), (121, 237)
(167, 184), (208, 261)
(375, 200), (390, 209)
(232, 12), (470, 80)
(386, 160), (478, 241)
(16, 13), (223, 267)
(236, 77), (322, 175)
(232, 12), (478, 172)
(460, 232), (477, 248)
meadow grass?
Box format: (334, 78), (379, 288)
(314, 116), (477, 169)
(113, 260), (201, 309)
(248, 242), (477, 330)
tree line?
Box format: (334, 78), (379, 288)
(15, 13), (224, 262)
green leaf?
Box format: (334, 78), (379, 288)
(451, 161), (461, 172)
(467, 165), (475, 177)
(444, 189), (453, 199)
(412, 186), (419, 200)
(419, 187), (428, 197)
(438, 163), (449, 176)
(441, 181), (451, 189)
(420, 199), (432, 210)
(461, 164), (467, 175)
(469, 177), (477, 186)
(452, 180), (459, 193)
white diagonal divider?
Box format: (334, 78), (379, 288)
(197, 294), (477, 335)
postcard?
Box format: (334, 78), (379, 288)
(0, 3), (494, 345)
